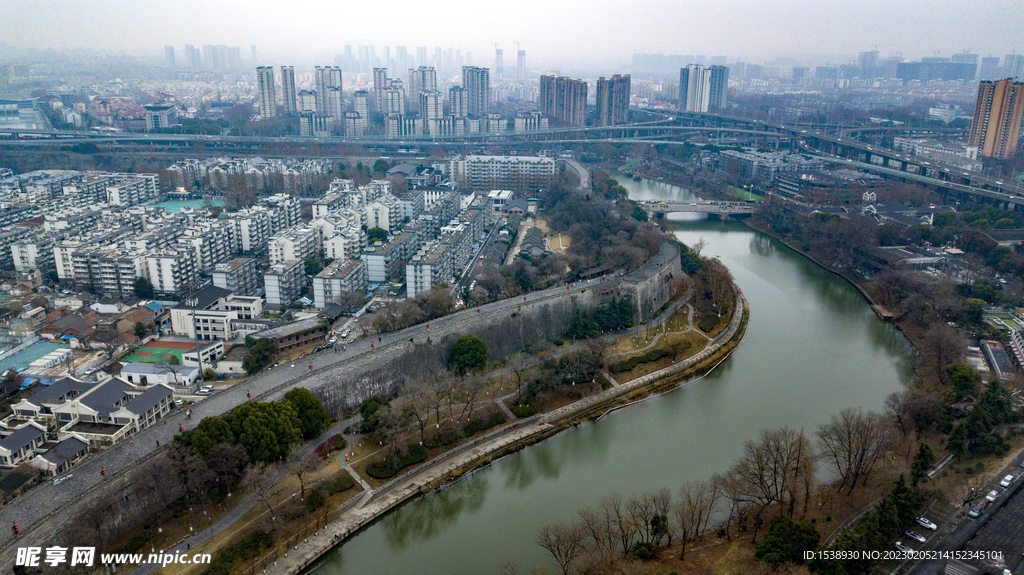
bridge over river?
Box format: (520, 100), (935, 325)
(639, 199), (757, 218)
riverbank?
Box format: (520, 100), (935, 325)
(742, 217), (895, 319)
(268, 291), (749, 575)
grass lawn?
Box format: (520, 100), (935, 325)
(726, 185), (763, 202)
(608, 331), (708, 382)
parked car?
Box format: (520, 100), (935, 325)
(904, 530), (926, 543)
(895, 541), (913, 552)
(196, 389), (212, 396)
(53, 474), (73, 486)
(986, 489), (999, 502)
(916, 517), (937, 530)
(969, 501), (989, 518)
(174, 400), (184, 408)
(1000, 474), (1015, 488)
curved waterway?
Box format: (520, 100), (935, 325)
(307, 173), (916, 575)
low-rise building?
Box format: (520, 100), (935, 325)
(252, 318), (327, 354)
(120, 363), (200, 388)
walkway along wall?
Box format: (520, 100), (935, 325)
(267, 283), (746, 575)
(311, 242), (682, 414)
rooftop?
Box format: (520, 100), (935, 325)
(253, 317), (324, 340)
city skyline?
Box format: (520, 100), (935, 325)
(2, 0), (1023, 67)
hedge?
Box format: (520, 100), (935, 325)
(512, 405), (537, 418)
(462, 412), (506, 436)
(423, 429), (461, 449)
(366, 445), (427, 479)
(698, 314), (721, 332)
(609, 348), (670, 373)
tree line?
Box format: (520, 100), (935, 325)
(528, 394), (952, 575)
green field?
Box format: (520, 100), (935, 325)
(152, 200), (226, 213)
(726, 186), (763, 202)
(989, 313), (1023, 330)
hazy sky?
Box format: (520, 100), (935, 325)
(3, 0), (1023, 65)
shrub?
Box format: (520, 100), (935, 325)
(609, 348), (670, 373)
(462, 412), (507, 436)
(511, 405), (536, 418)
(304, 489), (325, 513)
(423, 429), (461, 449)
(631, 542), (660, 561)
(320, 474), (355, 496)
(698, 314), (720, 332)
(365, 445), (427, 479)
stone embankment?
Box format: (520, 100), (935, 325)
(270, 290), (748, 575)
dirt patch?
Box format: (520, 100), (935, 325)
(535, 217), (571, 254)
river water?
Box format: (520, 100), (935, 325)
(307, 174), (916, 575)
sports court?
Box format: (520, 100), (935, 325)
(124, 340), (196, 364)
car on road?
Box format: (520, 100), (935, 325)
(1000, 474), (1015, 487)
(986, 489), (999, 502)
(904, 530), (926, 543)
(895, 541), (913, 552)
(916, 517), (937, 531)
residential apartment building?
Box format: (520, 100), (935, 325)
(146, 247), (199, 295)
(595, 74), (631, 127)
(312, 259), (368, 308)
(264, 259), (304, 307)
(968, 79), (1024, 159)
(363, 232), (421, 283)
(269, 225), (322, 264)
(212, 257), (261, 296)
(540, 75), (588, 127)
(449, 154), (557, 192)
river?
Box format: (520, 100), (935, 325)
(306, 173), (916, 575)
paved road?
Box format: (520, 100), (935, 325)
(0, 242), (679, 553)
(901, 454), (1024, 575)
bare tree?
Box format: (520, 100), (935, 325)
(244, 463), (282, 529)
(600, 492), (639, 556)
(508, 352), (532, 403)
(536, 520), (587, 575)
(455, 376), (486, 423)
(292, 450), (325, 500)
(816, 408), (893, 495)
(674, 478), (722, 559)
(950, 473), (987, 511)
(721, 427), (813, 540)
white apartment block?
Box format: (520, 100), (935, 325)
(264, 259), (304, 307)
(312, 259), (368, 308)
(323, 228), (365, 261)
(406, 225), (471, 298)
(104, 175), (159, 206)
(147, 248), (199, 294)
(212, 257), (261, 296)
(449, 155), (557, 192)
(228, 208), (272, 254)
(269, 225), (322, 264)
(366, 195), (399, 231)
(11, 237), (54, 272)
